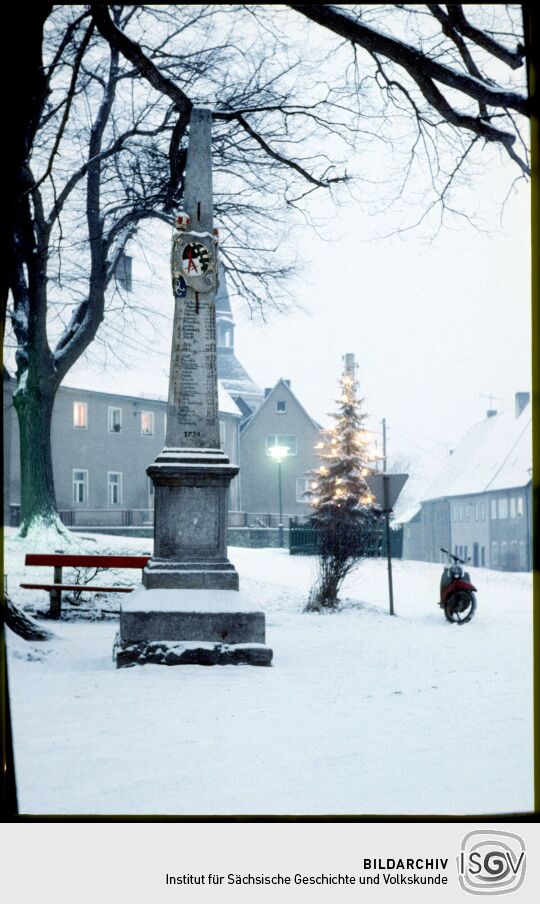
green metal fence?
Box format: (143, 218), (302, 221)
(289, 520), (402, 557)
(384, 524), (403, 558)
(288, 523), (320, 555)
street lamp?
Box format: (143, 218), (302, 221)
(269, 445), (289, 548)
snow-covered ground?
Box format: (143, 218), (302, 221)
(4, 529), (533, 816)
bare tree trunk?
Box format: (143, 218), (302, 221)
(12, 374), (62, 535)
(3, 594), (55, 641)
(306, 568), (342, 611)
(3, 3), (52, 336)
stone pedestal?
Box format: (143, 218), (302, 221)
(115, 588), (272, 667)
(143, 448), (239, 590)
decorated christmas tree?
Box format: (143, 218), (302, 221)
(306, 360), (382, 609)
(309, 369), (379, 522)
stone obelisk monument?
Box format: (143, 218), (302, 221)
(143, 107), (238, 591)
(115, 107), (272, 667)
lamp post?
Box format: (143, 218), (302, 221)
(269, 445), (289, 548)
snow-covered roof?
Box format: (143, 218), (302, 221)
(57, 375), (241, 418)
(217, 353), (263, 401)
(394, 500), (421, 524)
(59, 376), (167, 403)
(217, 382), (242, 417)
(422, 403), (531, 502)
(241, 378), (321, 434)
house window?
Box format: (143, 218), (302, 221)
(516, 496), (524, 517)
(458, 505), (464, 522)
(481, 547), (486, 567)
(491, 499), (497, 520)
(219, 420), (225, 448)
(491, 541), (498, 566)
(116, 253), (132, 291)
(73, 402), (88, 429)
(463, 545), (468, 562)
(500, 541), (507, 567)
(452, 506), (457, 523)
(296, 478), (310, 503)
(219, 323), (233, 347)
(73, 469), (88, 504)
(480, 503), (486, 521)
(266, 434), (297, 456)
(141, 411), (154, 435)
(108, 407), (122, 433)
(276, 400), (287, 414)
(519, 541), (526, 569)
(464, 505), (470, 522)
(498, 497), (508, 519)
(108, 472), (122, 506)
(475, 504), (479, 521)
(510, 540), (518, 569)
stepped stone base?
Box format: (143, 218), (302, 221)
(115, 588), (272, 667)
(143, 559), (239, 591)
(115, 637), (272, 668)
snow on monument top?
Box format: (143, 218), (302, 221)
(123, 588), (263, 614)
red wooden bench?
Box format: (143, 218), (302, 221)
(21, 554), (151, 619)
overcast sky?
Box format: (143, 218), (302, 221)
(65, 157), (530, 497)
(40, 5), (531, 502)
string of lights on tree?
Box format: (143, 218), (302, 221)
(307, 371), (382, 522)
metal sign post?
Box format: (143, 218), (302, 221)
(384, 509), (394, 616)
(365, 473), (408, 616)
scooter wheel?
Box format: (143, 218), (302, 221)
(444, 591), (476, 624)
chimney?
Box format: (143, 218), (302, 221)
(343, 353), (355, 377)
(515, 391), (530, 418)
(486, 409), (497, 419)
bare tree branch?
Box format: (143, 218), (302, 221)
(90, 3), (193, 116)
(54, 39), (119, 380)
(288, 5), (528, 114)
(288, 4), (529, 173)
(224, 111), (348, 189)
(427, 4), (488, 116)
(32, 21), (95, 197)
(445, 4), (525, 70)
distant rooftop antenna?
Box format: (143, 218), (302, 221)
(342, 352), (357, 377)
(479, 393), (506, 408)
(479, 392), (506, 418)
(437, 441), (452, 458)
(342, 353), (359, 399)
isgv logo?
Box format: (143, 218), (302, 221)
(457, 830), (526, 895)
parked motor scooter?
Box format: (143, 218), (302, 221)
(438, 548), (477, 624)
